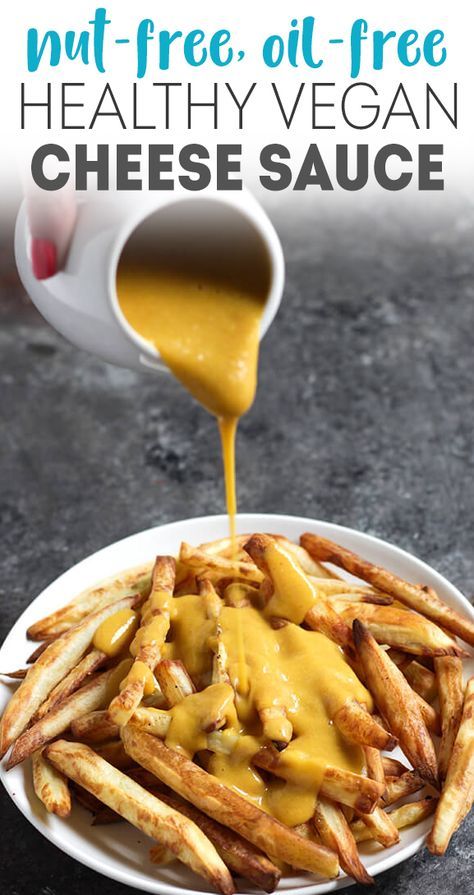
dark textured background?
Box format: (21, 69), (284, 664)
(1, 201), (473, 893)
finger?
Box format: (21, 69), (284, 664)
(26, 186), (77, 279)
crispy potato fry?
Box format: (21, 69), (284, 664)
(0, 594), (142, 758)
(149, 842), (176, 864)
(389, 652), (438, 703)
(357, 805), (400, 848)
(336, 603), (465, 657)
(308, 577), (390, 598)
(1, 669), (28, 680)
(155, 659), (196, 706)
(27, 638), (59, 663)
(199, 578), (231, 687)
(353, 620), (438, 788)
(427, 677), (474, 855)
(382, 770), (426, 806)
(301, 533), (474, 647)
(258, 705), (293, 747)
(351, 798), (437, 842)
(180, 542), (263, 584)
(414, 691), (441, 736)
(304, 602), (354, 651)
(32, 748), (71, 817)
(332, 699), (397, 751)
(271, 537), (336, 579)
(71, 710), (119, 744)
(121, 725), (339, 878)
(45, 739), (234, 894)
(158, 791), (282, 892)
(435, 656), (465, 782)
(328, 593), (393, 607)
(27, 565), (152, 640)
(313, 797), (373, 885)
(381, 756), (409, 778)
(108, 556), (175, 726)
(131, 706), (171, 738)
(7, 661), (129, 768)
(253, 744), (384, 814)
(32, 649), (108, 723)
(363, 745), (385, 788)
(245, 534), (353, 651)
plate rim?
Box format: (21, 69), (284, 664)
(1, 512), (472, 895)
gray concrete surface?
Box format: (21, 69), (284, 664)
(1, 201), (473, 893)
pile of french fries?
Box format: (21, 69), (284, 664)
(1, 531), (473, 892)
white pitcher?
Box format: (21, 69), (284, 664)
(14, 191), (285, 373)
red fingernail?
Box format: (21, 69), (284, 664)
(31, 238), (57, 280)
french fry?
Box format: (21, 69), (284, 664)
(414, 691), (441, 736)
(332, 699), (397, 751)
(0, 669), (28, 680)
(131, 706), (171, 738)
(308, 577), (389, 598)
(363, 745), (386, 788)
(328, 592), (393, 606)
(335, 603), (465, 657)
(245, 534), (353, 651)
(253, 744), (384, 814)
(199, 578), (231, 686)
(427, 677), (474, 855)
(313, 797), (373, 885)
(180, 542), (264, 584)
(45, 739), (235, 894)
(304, 602), (354, 651)
(32, 748), (71, 817)
(271, 536), (336, 579)
(7, 661), (130, 768)
(0, 593), (142, 758)
(301, 533), (474, 647)
(149, 842), (176, 864)
(121, 725), (339, 878)
(155, 659), (196, 706)
(351, 798), (437, 842)
(27, 638), (59, 663)
(389, 651), (438, 703)
(32, 649), (108, 722)
(158, 791), (282, 892)
(435, 656), (464, 782)
(382, 770), (426, 806)
(71, 709), (119, 744)
(258, 706), (293, 747)
(352, 620), (438, 788)
(27, 565), (152, 640)
(71, 706), (171, 744)
(108, 556), (176, 726)
(381, 756), (409, 778)
(356, 805), (400, 848)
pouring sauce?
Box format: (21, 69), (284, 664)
(116, 209), (269, 540)
(112, 210), (370, 824)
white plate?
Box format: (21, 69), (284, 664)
(1, 514), (473, 895)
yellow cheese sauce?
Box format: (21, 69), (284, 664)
(93, 609), (139, 657)
(116, 247), (267, 539)
(162, 597), (370, 826)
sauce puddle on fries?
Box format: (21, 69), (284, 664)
(116, 215), (270, 542)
